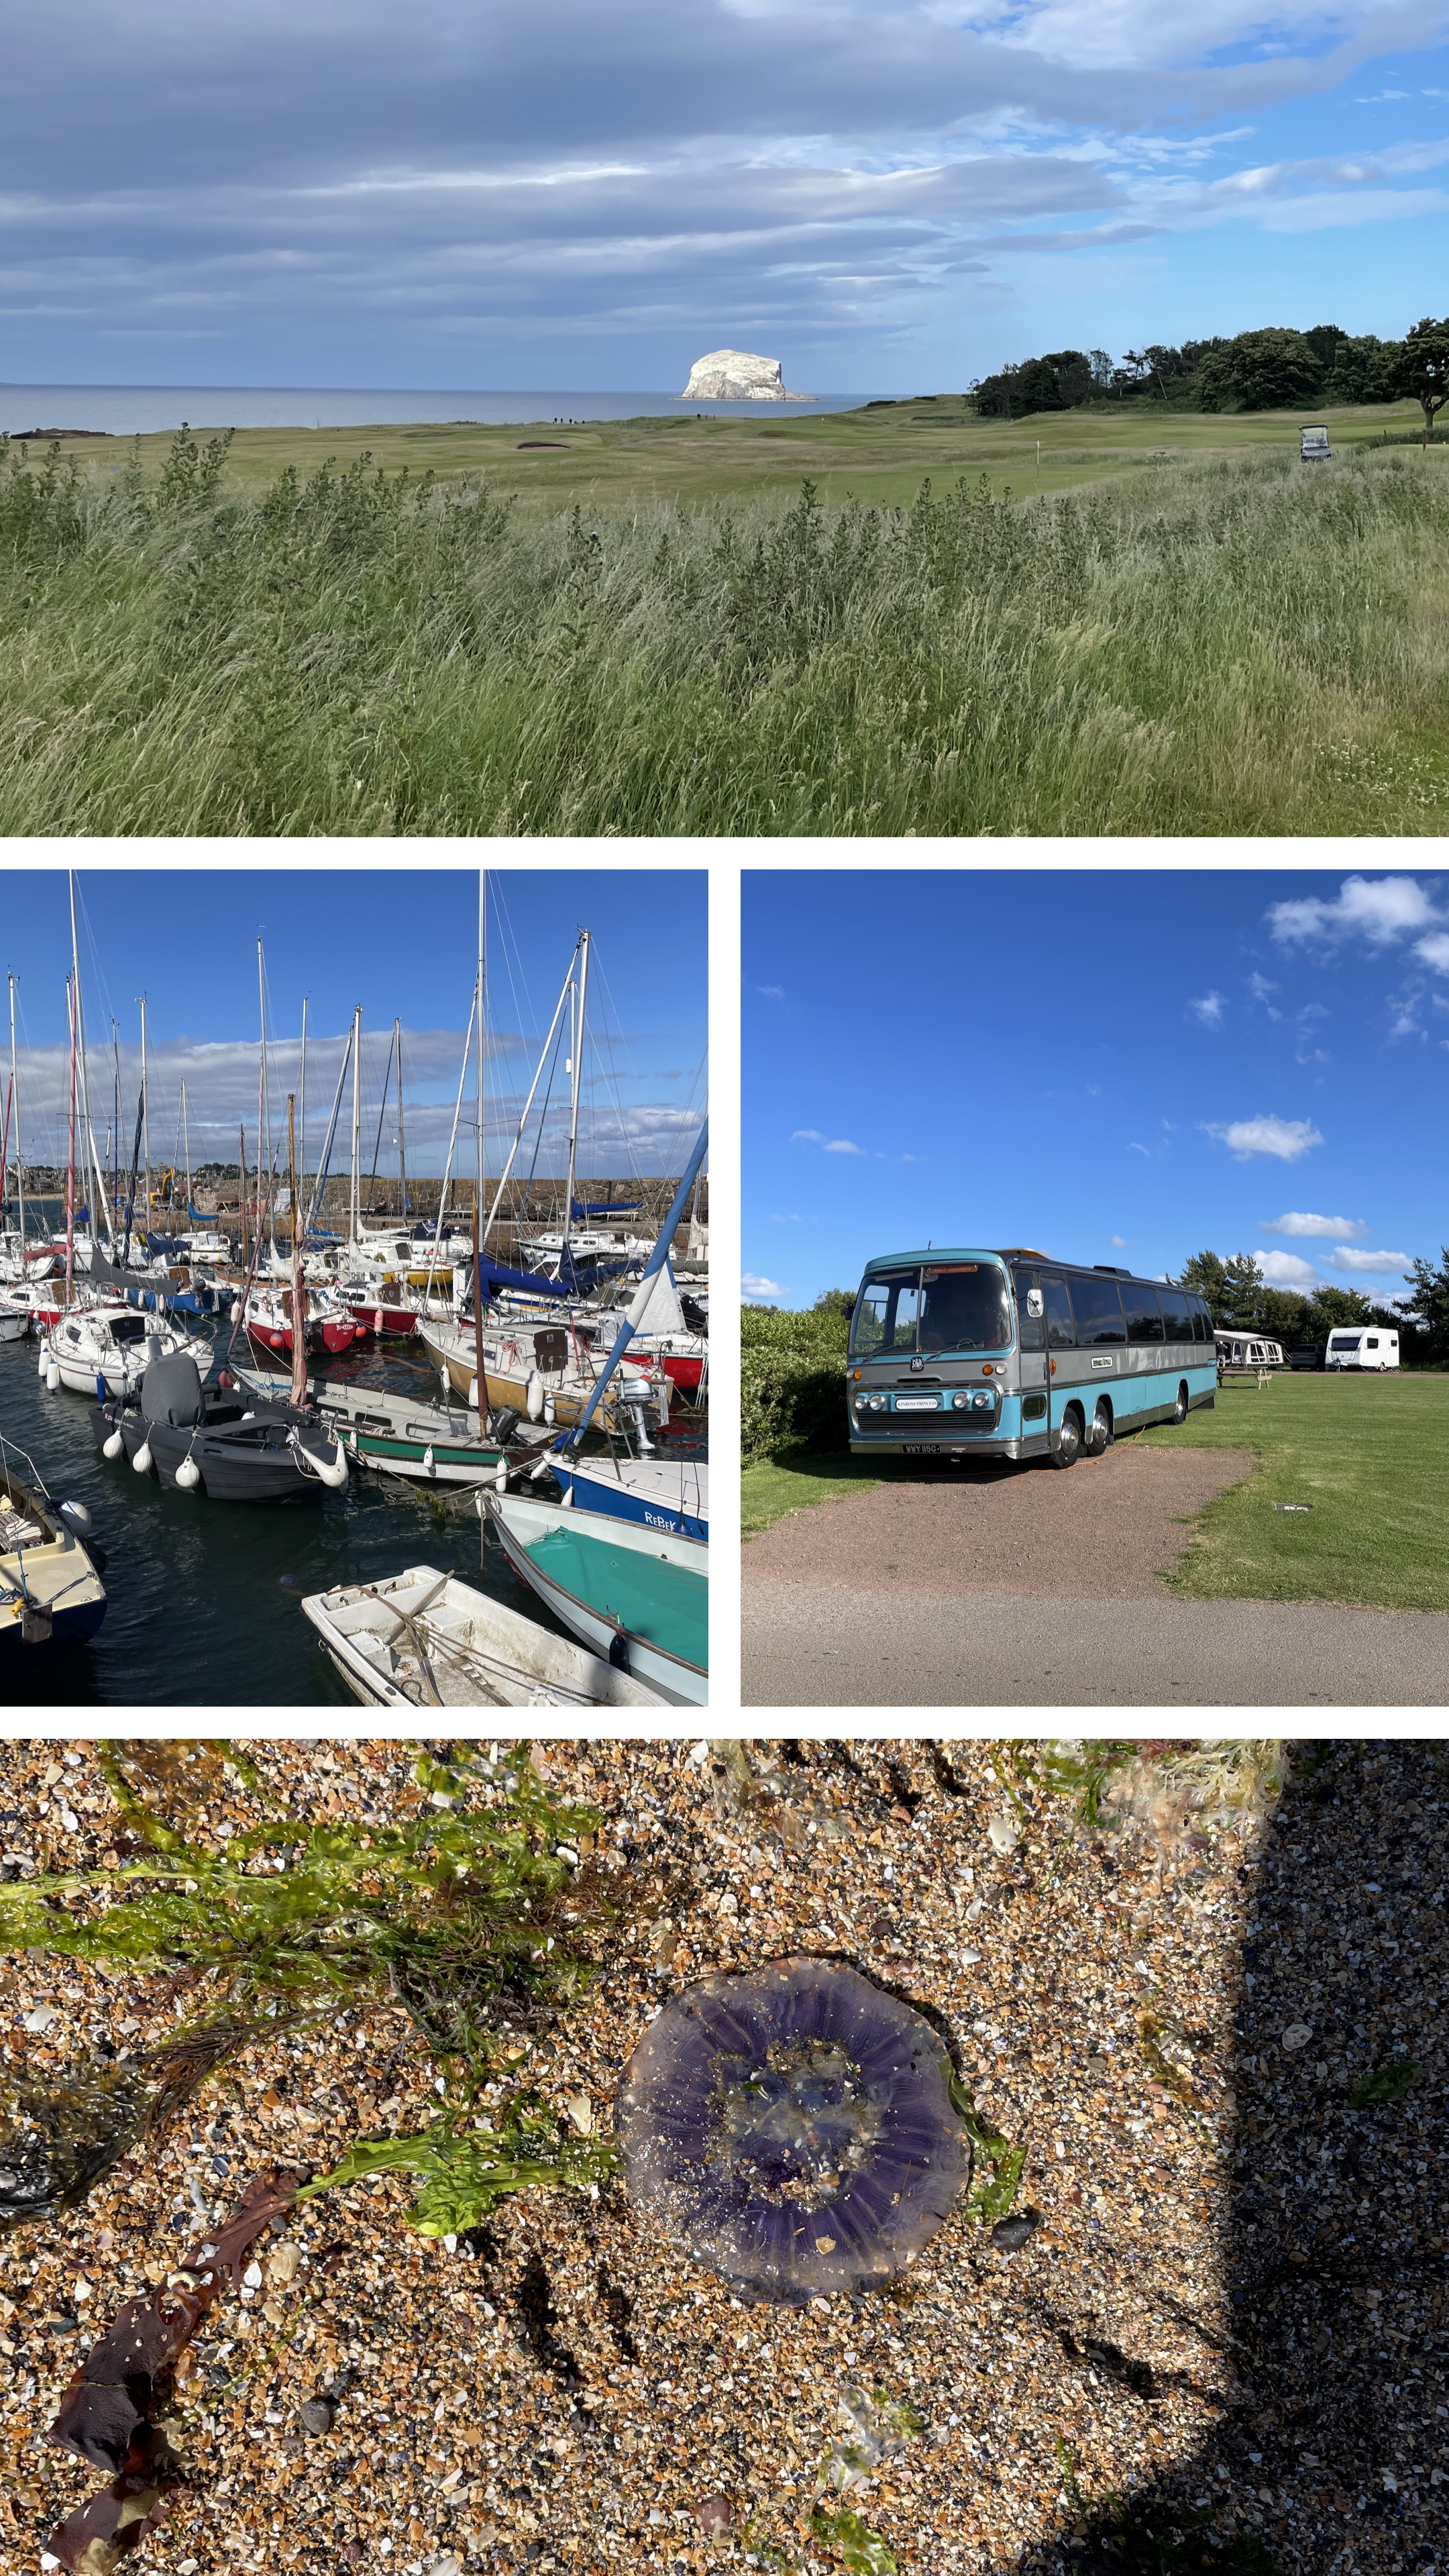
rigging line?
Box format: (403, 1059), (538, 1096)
(488, 876), (543, 1061)
(516, 996), (570, 1229)
(586, 949), (650, 1193)
(73, 877), (119, 1042)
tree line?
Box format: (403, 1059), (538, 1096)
(969, 318), (1449, 433)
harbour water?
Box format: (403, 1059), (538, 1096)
(1, 384), (874, 436)
(0, 1332), (584, 1711)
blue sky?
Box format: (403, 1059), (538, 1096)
(7, 4), (1449, 396)
(5, 865), (707, 1183)
(742, 866), (1448, 1307)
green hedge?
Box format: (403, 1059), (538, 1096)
(741, 1304), (850, 1462)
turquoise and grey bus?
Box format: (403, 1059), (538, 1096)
(847, 1246), (1218, 1468)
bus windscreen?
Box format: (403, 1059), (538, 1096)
(851, 1263), (1012, 1357)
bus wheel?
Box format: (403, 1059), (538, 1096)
(1173, 1382), (1189, 1424)
(1086, 1401), (1113, 1456)
(1052, 1407), (1082, 1469)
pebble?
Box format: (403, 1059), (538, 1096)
(989, 2214), (1040, 2253)
(299, 2396), (336, 2436)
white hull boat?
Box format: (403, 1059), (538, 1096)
(44, 1303), (208, 1397)
(302, 1564), (669, 1708)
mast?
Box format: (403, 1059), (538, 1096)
(350, 1004), (362, 1244)
(111, 1020), (121, 1238)
(476, 871), (486, 1232)
(561, 927), (590, 1277)
(394, 1014), (406, 1222)
(68, 869), (107, 1252)
(258, 939), (275, 1258)
(138, 995), (150, 1248)
(239, 1122), (248, 1273)
(424, 981), (476, 1307)
(299, 996), (308, 1243)
(287, 1092), (307, 1408)
(64, 978), (77, 1309)
(182, 1081), (192, 1223)
(7, 974), (22, 1264)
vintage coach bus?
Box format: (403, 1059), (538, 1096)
(847, 1246), (1218, 1468)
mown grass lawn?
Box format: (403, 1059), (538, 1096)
(743, 1446), (874, 1540)
(1140, 1371), (1449, 1613)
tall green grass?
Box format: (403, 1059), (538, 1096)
(5, 431), (1449, 833)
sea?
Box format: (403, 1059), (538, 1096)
(1, 384), (875, 437)
(1, 1327), (584, 1713)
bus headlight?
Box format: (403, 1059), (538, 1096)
(972, 1390), (992, 1410)
(952, 1393), (969, 1409)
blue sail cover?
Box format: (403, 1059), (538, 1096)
(572, 1201), (641, 1216)
(479, 1255), (570, 1301)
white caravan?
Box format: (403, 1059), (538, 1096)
(1326, 1327), (1399, 1373)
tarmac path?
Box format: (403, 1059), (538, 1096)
(741, 1444), (1449, 1708)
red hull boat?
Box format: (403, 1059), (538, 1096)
(343, 1299), (419, 1340)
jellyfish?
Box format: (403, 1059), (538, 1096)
(617, 1955), (969, 2305)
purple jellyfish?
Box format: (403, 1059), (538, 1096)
(617, 1955), (970, 2305)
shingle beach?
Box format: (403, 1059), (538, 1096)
(0, 1737), (1442, 2576)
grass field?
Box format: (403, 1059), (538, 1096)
(743, 1447), (879, 1540)
(1140, 1371), (1449, 1615)
(9, 393), (1431, 513)
(745, 1375), (1449, 1613)
(7, 414), (1449, 833)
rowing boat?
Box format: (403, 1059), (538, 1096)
(301, 1564), (668, 1708)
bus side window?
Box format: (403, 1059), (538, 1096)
(1126, 1289), (1165, 1343)
(1042, 1276), (1075, 1349)
(1015, 1273), (1044, 1350)
(1159, 1287), (1192, 1343)
(1069, 1274), (1127, 1346)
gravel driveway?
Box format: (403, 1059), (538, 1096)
(742, 1445), (1449, 1707)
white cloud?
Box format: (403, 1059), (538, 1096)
(1267, 874), (1440, 949)
(1326, 1246), (1411, 1274)
(742, 1271), (783, 1299)
(1128, 1141), (1150, 1155)
(1203, 1114), (1323, 1162)
(792, 1128), (865, 1155)
(1261, 1211), (1366, 1238)
(1110, 1233), (1132, 1247)
(758, 984), (786, 1000)
(1415, 931), (1449, 973)
(1189, 991), (1225, 1024)
(1246, 971), (1279, 1004)
(1254, 1249), (1320, 1287)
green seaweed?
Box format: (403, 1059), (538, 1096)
(945, 2068), (1026, 2223)
(0, 1743), (606, 2068)
(1348, 2058), (1419, 2107)
(299, 2092), (618, 2235)
(808, 2507), (898, 2575)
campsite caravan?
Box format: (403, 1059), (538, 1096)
(1326, 1328), (1399, 1372)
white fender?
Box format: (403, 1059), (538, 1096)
(37, 1336), (50, 1379)
(543, 1388), (556, 1426)
(46, 1360), (60, 1392)
(231, 1299), (243, 1322)
(174, 1455), (201, 1491)
(422, 1446), (435, 1477)
(559, 1481), (575, 1507)
(529, 1453), (553, 1481)
(132, 1439), (154, 1474)
(58, 1500), (92, 1533)
(494, 1457), (509, 1493)
(311, 1440), (348, 1491)
(103, 1428), (125, 1461)
(526, 1370), (545, 1421)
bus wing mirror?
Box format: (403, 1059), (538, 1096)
(1026, 1289), (1044, 1318)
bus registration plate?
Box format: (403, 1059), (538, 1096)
(902, 1443), (941, 1454)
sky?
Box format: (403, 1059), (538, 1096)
(742, 865), (1448, 1309)
(5, 866), (707, 1189)
(6, 5), (1449, 398)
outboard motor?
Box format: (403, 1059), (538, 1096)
(489, 1406), (523, 1448)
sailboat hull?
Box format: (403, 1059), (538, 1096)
(550, 1454), (708, 1543)
(484, 1491), (707, 1706)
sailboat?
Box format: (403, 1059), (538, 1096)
(480, 1119), (709, 1701)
